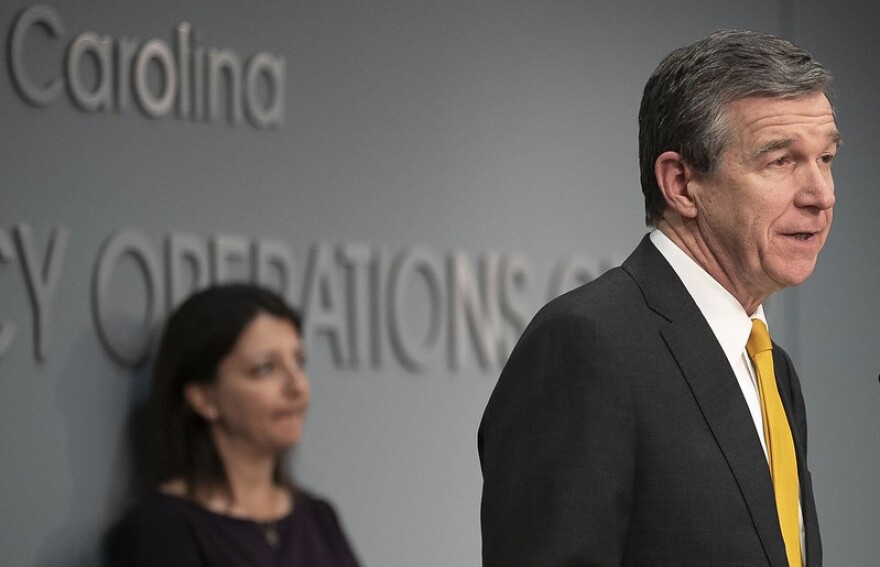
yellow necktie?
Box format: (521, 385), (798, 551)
(747, 319), (802, 567)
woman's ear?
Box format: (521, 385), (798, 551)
(184, 383), (219, 422)
(654, 151), (699, 219)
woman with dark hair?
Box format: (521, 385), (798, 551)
(110, 284), (360, 566)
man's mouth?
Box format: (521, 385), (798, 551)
(784, 230), (822, 242)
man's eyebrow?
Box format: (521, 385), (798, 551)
(828, 129), (844, 148)
(749, 138), (794, 161)
(749, 130), (844, 161)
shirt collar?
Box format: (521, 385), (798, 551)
(649, 230), (767, 364)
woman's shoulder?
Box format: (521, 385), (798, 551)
(123, 490), (194, 525)
(287, 488), (361, 566)
(105, 491), (205, 566)
(293, 488), (342, 522)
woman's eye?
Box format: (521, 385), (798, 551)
(252, 361), (275, 376)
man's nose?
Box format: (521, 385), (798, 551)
(796, 161), (835, 210)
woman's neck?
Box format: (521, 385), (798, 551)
(217, 450), (290, 520)
(162, 433), (293, 521)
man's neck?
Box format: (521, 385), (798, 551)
(655, 218), (766, 315)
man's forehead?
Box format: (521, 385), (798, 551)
(725, 94), (838, 142)
(726, 92), (834, 117)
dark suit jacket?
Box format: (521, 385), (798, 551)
(478, 235), (821, 566)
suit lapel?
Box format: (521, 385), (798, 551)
(662, 317), (788, 566)
(623, 235), (789, 567)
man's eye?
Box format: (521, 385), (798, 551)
(772, 156), (791, 166)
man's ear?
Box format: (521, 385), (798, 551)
(654, 151), (698, 219)
(184, 383), (219, 422)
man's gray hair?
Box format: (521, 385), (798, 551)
(638, 29), (832, 226)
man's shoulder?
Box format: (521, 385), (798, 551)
(537, 265), (641, 322)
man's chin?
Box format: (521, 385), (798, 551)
(772, 261), (819, 289)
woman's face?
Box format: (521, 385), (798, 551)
(190, 312), (310, 457)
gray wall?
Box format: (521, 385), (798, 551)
(1, 2), (877, 565)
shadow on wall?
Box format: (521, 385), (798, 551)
(101, 398), (154, 566)
(31, 328), (155, 567)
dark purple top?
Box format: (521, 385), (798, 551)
(109, 490), (361, 566)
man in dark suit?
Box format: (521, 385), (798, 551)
(478, 30), (839, 566)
